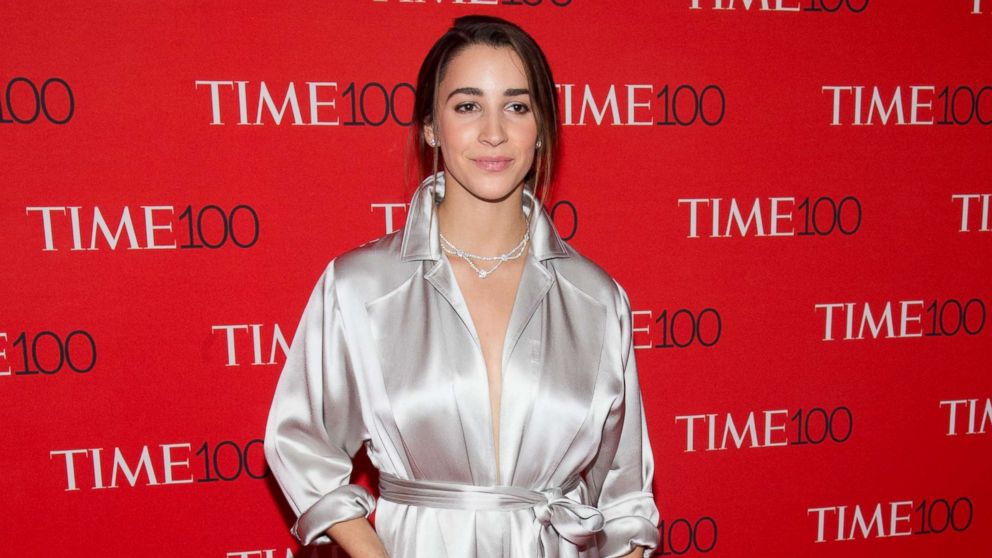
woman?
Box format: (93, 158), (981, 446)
(264, 15), (659, 558)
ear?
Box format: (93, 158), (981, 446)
(423, 122), (436, 147)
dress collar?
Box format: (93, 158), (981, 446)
(400, 172), (569, 262)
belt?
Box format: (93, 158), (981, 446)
(378, 472), (605, 555)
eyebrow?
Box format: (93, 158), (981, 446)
(446, 87), (531, 101)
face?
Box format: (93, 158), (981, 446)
(425, 44), (539, 203)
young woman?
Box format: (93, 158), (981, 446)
(264, 15), (659, 558)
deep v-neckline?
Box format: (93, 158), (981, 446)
(419, 226), (557, 487)
(443, 249), (528, 486)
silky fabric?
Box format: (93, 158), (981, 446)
(377, 471), (605, 556)
(264, 173), (660, 557)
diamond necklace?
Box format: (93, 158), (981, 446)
(439, 229), (530, 279)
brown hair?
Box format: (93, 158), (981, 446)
(409, 15), (559, 205)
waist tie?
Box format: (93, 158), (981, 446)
(378, 472), (604, 556)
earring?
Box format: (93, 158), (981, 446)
(429, 137), (439, 147)
(535, 139), (543, 149)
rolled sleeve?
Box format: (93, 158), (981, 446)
(263, 261), (375, 546)
(292, 484), (376, 545)
(587, 281), (661, 558)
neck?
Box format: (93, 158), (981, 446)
(436, 178), (529, 256)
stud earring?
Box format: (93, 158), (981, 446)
(535, 139), (543, 149)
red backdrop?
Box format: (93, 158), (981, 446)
(3, 1), (990, 557)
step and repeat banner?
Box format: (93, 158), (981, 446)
(3, 1), (989, 557)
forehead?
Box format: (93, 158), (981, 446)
(440, 44), (529, 92)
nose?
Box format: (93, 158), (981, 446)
(478, 111), (507, 147)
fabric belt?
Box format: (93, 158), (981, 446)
(378, 472), (605, 555)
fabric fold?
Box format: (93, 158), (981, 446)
(594, 491), (660, 557)
(292, 483), (377, 546)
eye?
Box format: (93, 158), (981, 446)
(454, 102), (479, 113)
(507, 102), (531, 114)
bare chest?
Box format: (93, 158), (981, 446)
(450, 258), (524, 372)
(449, 255), (526, 480)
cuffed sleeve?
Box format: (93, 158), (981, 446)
(263, 261), (376, 546)
(293, 484), (376, 545)
(586, 281), (660, 558)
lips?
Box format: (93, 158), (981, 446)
(472, 157), (513, 172)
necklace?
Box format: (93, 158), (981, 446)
(439, 229), (530, 278)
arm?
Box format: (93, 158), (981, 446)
(327, 517), (389, 558)
(585, 280), (661, 558)
(263, 261), (386, 554)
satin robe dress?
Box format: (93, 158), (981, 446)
(263, 174), (660, 557)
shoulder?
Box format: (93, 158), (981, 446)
(319, 230), (418, 303)
(550, 240), (631, 319)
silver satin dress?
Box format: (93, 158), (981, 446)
(263, 174), (660, 557)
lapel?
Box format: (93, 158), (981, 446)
(372, 173), (577, 485)
(402, 172), (569, 362)
(400, 172), (569, 262)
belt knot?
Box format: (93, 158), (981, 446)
(533, 484), (604, 545)
(533, 486), (563, 526)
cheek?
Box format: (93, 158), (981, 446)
(510, 121), (539, 145)
(439, 119), (474, 147)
